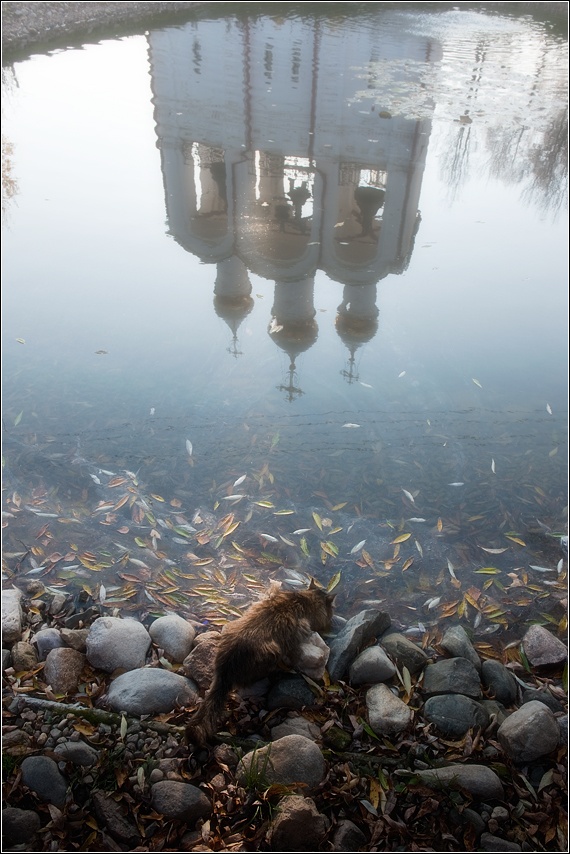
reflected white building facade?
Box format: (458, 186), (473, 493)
(149, 16), (440, 381)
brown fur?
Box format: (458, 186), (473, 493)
(186, 581), (334, 744)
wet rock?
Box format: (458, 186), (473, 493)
(440, 625), (481, 672)
(237, 734), (326, 791)
(60, 627), (89, 651)
(44, 647), (85, 694)
(480, 832), (522, 851)
(151, 780), (212, 822)
(422, 657), (482, 699)
(149, 614), (195, 662)
(331, 818), (367, 851)
(92, 790), (140, 844)
(481, 660), (518, 706)
(448, 806), (486, 840)
(266, 795), (327, 851)
(322, 725), (352, 751)
(33, 627), (65, 660)
(48, 592), (68, 615)
(271, 715), (321, 742)
(522, 625), (567, 668)
(3, 728), (32, 752)
(522, 687), (566, 713)
(54, 741), (100, 766)
(327, 609), (391, 681)
(298, 631), (330, 680)
(366, 683), (412, 735)
(181, 633), (219, 688)
(1, 806), (42, 845)
(86, 616), (151, 672)
(349, 644), (396, 685)
(267, 674), (318, 710)
(21, 756), (67, 806)
(497, 700), (560, 763)
(380, 632), (428, 675)
(11, 640), (38, 671)
(2, 587), (23, 643)
(557, 714), (568, 744)
(106, 667), (198, 715)
(404, 764), (504, 799)
(423, 694), (489, 737)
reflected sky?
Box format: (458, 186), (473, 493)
(2, 6), (567, 632)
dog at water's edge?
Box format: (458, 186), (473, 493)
(186, 580), (335, 744)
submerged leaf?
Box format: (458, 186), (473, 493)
(391, 533), (411, 544)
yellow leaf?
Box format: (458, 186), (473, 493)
(312, 512), (323, 531)
(437, 518), (443, 532)
(391, 533), (411, 544)
(327, 571), (342, 592)
(402, 557), (414, 572)
(505, 535), (526, 547)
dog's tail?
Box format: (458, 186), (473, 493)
(186, 664), (233, 745)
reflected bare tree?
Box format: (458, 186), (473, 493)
(438, 119), (474, 203)
(523, 108), (568, 218)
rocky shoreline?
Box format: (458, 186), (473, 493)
(2, 582), (567, 851)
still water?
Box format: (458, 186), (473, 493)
(2, 5), (568, 642)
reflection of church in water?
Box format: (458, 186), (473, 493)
(149, 17), (438, 396)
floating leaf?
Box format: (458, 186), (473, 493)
(402, 557), (414, 571)
(546, 403), (553, 415)
(186, 439), (193, 457)
(472, 378), (483, 388)
(16, 338), (26, 344)
(342, 423), (360, 428)
(254, 500), (275, 508)
(312, 512), (323, 531)
(437, 518), (443, 532)
(327, 570), (341, 592)
(402, 489), (415, 504)
(491, 458), (496, 473)
(14, 410), (23, 426)
(350, 539), (366, 555)
(505, 535), (526, 547)
(300, 537), (310, 557)
(391, 533), (411, 544)
(480, 547), (508, 554)
(474, 567), (502, 574)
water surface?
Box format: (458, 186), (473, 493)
(2, 5), (567, 642)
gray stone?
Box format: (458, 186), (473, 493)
(380, 632), (429, 675)
(481, 660), (518, 706)
(92, 790), (140, 844)
(2, 648), (10, 672)
(11, 640), (38, 672)
(522, 687), (566, 713)
(423, 657), (482, 699)
(497, 700), (560, 763)
(60, 627), (89, 651)
(267, 674), (318, 710)
(237, 734), (326, 791)
(33, 627), (65, 660)
(423, 694), (489, 737)
(440, 625), (481, 671)
(44, 647), (85, 694)
(522, 625), (567, 668)
(480, 832), (522, 851)
(21, 756), (67, 806)
(106, 667), (198, 715)
(366, 683), (413, 735)
(182, 633), (219, 688)
(405, 764), (504, 799)
(327, 609), (391, 681)
(331, 818), (367, 851)
(151, 780), (212, 822)
(557, 714), (567, 744)
(86, 617), (151, 672)
(298, 631), (330, 680)
(349, 644), (396, 685)
(1, 807), (41, 845)
(266, 795), (327, 851)
(481, 699), (509, 727)
(54, 740), (100, 766)
(149, 614), (195, 662)
(271, 716), (321, 741)
(2, 587), (23, 643)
